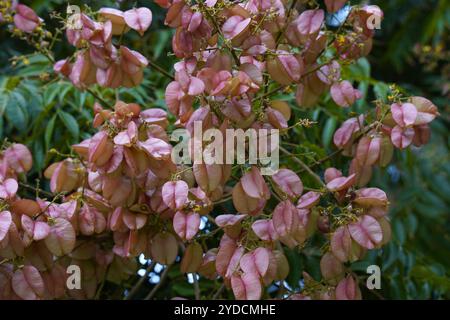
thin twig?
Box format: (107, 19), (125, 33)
(198, 1), (240, 66)
(147, 59), (175, 81)
(212, 283), (225, 300)
(95, 264), (111, 299)
(86, 88), (111, 107)
(193, 274), (200, 300)
(275, 0), (299, 46)
(280, 146), (325, 187)
(144, 264), (172, 300)
(125, 260), (157, 300)
(18, 182), (54, 198)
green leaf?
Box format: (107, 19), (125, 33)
(44, 82), (62, 106)
(284, 248), (302, 289)
(321, 117), (337, 149)
(45, 115), (56, 149)
(373, 82), (390, 101)
(393, 219), (406, 245)
(6, 91), (28, 131)
(58, 111), (79, 139)
(0, 91), (8, 117)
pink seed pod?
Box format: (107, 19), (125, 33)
(164, 1), (185, 27)
(391, 103), (418, 127)
(324, 167), (343, 184)
(272, 168), (303, 198)
(44, 218), (76, 256)
(335, 274), (362, 300)
(240, 247), (270, 279)
(326, 173), (356, 192)
(89, 131), (114, 167)
(331, 81), (362, 107)
(102, 175), (134, 207)
(222, 97), (253, 125)
(267, 51), (303, 85)
(155, 0), (171, 9)
(349, 158), (373, 188)
(164, 81), (193, 120)
(198, 249), (218, 280)
(413, 124), (431, 147)
(78, 204), (107, 236)
(232, 182), (266, 216)
(20, 215), (50, 241)
(150, 232), (178, 265)
(215, 214), (246, 239)
(272, 250), (289, 281)
(353, 188), (388, 208)
(180, 242), (203, 273)
(41, 265), (67, 299)
(222, 15), (251, 46)
(120, 46), (148, 75)
(185, 107), (213, 136)
(96, 63), (123, 88)
(216, 234), (243, 277)
(331, 226), (353, 263)
(122, 208), (147, 230)
(296, 191), (321, 209)
(231, 272), (262, 300)
(325, 0), (348, 13)
(24, 241), (54, 272)
(411, 96), (439, 125)
(356, 136), (382, 166)
(320, 252), (345, 285)
(295, 81), (321, 108)
(107, 207), (127, 232)
(53, 59), (71, 77)
(114, 121), (138, 146)
(13, 4), (42, 33)
(295, 9), (324, 43)
(0, 178), (18, 199)
(390, 125), (415, 149)
(303, 33), (328, 64)
(124, 7), (152, 36)
(138, 136), (172, 160)
(266, 107), (288, 129)
(48, 159), (83, 193)
(251, 219), (278, 242)
(270, 100), (291, 122)
(162, 180), (189, 210)
(272, 200), (299, 238)
(377, 217), (392, 246)
(0, 211), (12, 242)
(240, 167), (270, 200)
(3, 143), (33, 174)
(12, 265), (45, 300)
(141, 108), (168, 128)
(173, 211), (200, 241)
(378, 135), (394, 167)
(348, 215), (383, 249)
(333, 115), (364, 149)
(10, 199), (41, 217)
(99, 8), (128, 35)
(351, 5), (384, 37)
(70, 51), (97, 88)
(317, 60), (341, 85)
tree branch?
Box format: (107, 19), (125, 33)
(125, 260), (156, 300)
(144, 264), (172, 300)
(280, 146), (325, 187)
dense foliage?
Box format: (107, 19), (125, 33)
(0, 0), (448, 300)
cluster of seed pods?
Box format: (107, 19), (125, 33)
(53, 7), (152, 88)
(334, 96), (439, 186)
(0, 0), (439, 300)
